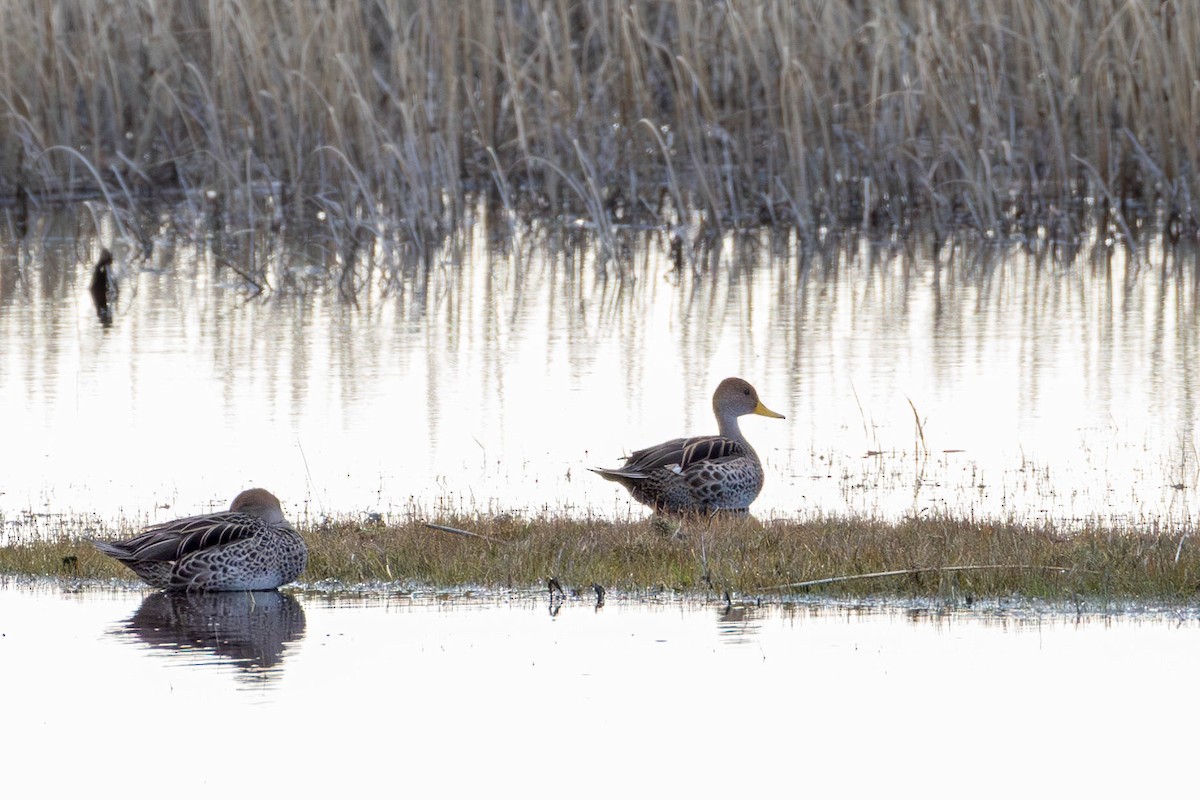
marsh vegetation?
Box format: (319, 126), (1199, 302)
(3, 3), (1199, 599)
(3, 514), (1198, 601)
(2, 0), (1197, 276)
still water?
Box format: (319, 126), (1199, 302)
(2, 210), (1200, 531)
(2, 579), (1196, 796)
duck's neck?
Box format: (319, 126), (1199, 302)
(716, 409), (747, 445)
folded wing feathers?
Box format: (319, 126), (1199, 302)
(101, 512), (262, 563)
(678, 436), (743, 470)
(621, 435), (745, 474)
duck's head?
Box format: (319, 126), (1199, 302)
(230, 488), (286, 524)
(713, 377), (785, 420)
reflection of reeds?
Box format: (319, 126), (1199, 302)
(1, 1), (1196, 251)
(4, 514), (1199, 600)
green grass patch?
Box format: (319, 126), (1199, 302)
(4, 514), (1199, 602)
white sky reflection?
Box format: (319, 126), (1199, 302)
(2, 216), (1199, 533)
(1, 583), (1197, 797)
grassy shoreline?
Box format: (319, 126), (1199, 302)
(3, 515), (1197, 602)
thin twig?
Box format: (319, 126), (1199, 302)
(1071, 154), (1138, 254)
(424, 522), (509, 545)
(758, 564), (1090, 592)
(905, 395), (929, 457)
(214, 255), (266, 295)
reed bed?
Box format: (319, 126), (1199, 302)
(1, 0), (1196, 259)
(4, 514), (1198, 601)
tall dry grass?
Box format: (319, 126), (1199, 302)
(0, 0), (1196, 250)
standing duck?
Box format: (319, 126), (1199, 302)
(93, 488), (307, 591)
(591, 377), (785, 514)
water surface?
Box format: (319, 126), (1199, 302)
(2, 211), (1199, 530)
(1, 580), (1195, 796)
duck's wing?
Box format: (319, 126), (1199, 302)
(93, 511), (262, 563)
(621, 435), (747, 475)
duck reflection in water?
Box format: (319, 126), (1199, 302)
(110, 591), (306, 684)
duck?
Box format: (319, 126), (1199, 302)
(93, 488), (307, 591)
(88, 248), (116, 326)
(591, 377), (785, 515)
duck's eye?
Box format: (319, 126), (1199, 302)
(743, 389), (751, 396)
